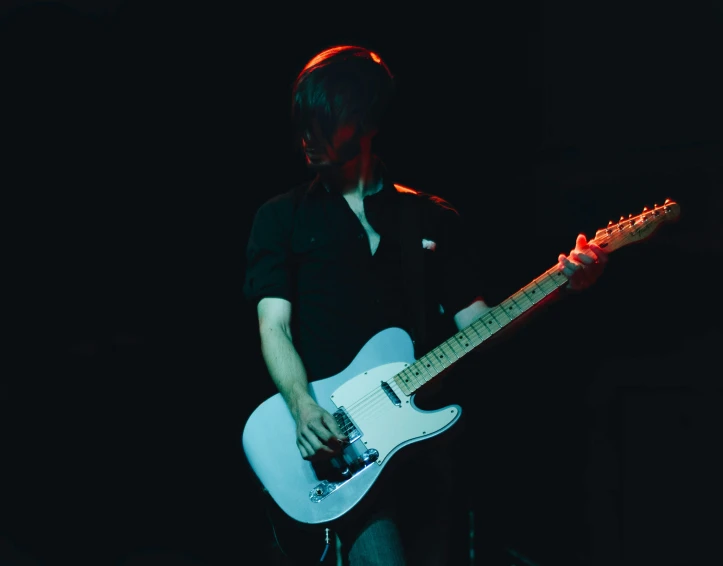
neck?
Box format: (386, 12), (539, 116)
(322, 153), (382, 199)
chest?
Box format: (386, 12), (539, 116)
(345, 199), (381, 256)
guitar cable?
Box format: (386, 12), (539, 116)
(319, 527), (330, 562)
(265, 507), (289, 558)
(265, 505), (333, 562)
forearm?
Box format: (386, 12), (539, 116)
(259, 324), (315, 418)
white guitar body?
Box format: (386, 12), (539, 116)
(242, 327), (461, 526)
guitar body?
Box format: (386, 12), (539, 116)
(242, 327), (462, 526)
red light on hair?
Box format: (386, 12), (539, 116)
(301, 45), (385, 73)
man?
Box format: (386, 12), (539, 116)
(243, 45), (607, 565)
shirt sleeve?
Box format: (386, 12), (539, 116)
(243, 197), (294, 307)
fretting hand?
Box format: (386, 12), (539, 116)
(558, 233), (608, 291)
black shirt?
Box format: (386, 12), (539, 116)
(243, 171), (487, 381)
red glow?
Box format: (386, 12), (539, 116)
(302, 45), (355, 72)
(393, 183), (418, 195)
(301, 45), (386, 74)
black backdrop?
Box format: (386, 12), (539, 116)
(2, 2), (722, 565)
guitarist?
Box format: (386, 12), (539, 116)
(243, 45), (608, 565)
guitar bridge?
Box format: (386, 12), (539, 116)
(333, 407), (361, 443)
(309, 408), (378, 503)
(309, 446), (379, 503)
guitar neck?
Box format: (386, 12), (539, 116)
(392, 263), (567, 396)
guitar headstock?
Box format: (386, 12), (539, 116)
(592, 199), (680, 252)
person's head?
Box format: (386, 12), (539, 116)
(291, 45), (395, 172)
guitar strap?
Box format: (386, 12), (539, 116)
(398, 192), (427, 353)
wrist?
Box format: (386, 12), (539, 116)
(288, 388), (316, 418)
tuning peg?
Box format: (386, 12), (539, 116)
(642, 206), (648, 212)
(664, 198), (671, 204)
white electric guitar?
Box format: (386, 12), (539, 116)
(242, 199), (680, 526)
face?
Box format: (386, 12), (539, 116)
(301, 122), (362, 171)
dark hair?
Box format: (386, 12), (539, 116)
(291, 45), (395, 145)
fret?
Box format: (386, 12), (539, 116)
(431, 346), (453, 368)
(420, 352), (445, 374)
(443, 338), (465, 359)
(501, 297), (525, 319)
(415, 358), (436, 380)
(550, 269), (567, 289)
(393, 374), (412, 395)
(456, 328), (481, 349)
(480, 312), (504, 333)
(439, 340), (461, 360)
(406, 362), (431, 385)
(531, 279), (549, 297)
(397, 368), (424, 390)
(452, 330), (476, 353)
(521, 284), (545, 305)
(491, 306), (513, 325)
(467, 322), (487, 342)
(400, 366), (424, 389)
(537, 272), (562, 294)
(470, 318), (493, 340)
(509, 291), (534, 311)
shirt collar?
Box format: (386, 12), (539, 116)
(306, 157), (394, 198)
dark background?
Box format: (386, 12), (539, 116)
(2, 1), (722, 565)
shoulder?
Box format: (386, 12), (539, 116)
(253, 181), (312, 222)
(259, 181), (310, 211)
(392, 183), (460, 217)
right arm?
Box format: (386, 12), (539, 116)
(257, 297), (347, 460)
